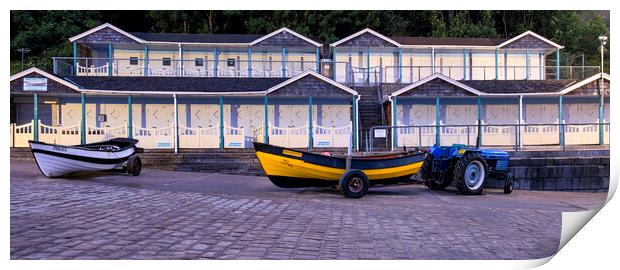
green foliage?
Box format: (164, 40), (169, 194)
(10, 10), (610, 75)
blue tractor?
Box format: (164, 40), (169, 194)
(418, 144), (513, 195)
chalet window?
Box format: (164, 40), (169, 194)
(195, 58), (204, 67)
(129, 57), (139, 65)
(162, 58), (171, 66)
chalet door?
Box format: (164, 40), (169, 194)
(237, 105), (266, 138)
(443, 105), (477, 145)
(146, 104), (174, 128)
(565, 103), (599, 145)
(319, 105), (349, 127)
(190, 104), (220, 128)
(100, 104), (129, 127)
(278, 105), (309, 128)
(483, 104), (518, 146)
(397, 105), (436, 146)
(523, 104), (559, 145)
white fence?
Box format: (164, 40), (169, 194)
(223, 122), (244, 148)
(312, 122), (352, 148)
(179, 125), (220, 148)
(11, 121), (34, 147)
(268, 123), (309, 148)
(38, 120), (81, 146)
(86, 123), (128, 143)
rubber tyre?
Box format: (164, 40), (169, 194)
(339, 169), (369, 199)
(504, 173), (514, 194)
(421, 153), (452, 190)
(453, 152), (488, 195)
(126, 155), (142, 176)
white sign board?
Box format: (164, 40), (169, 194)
(23, 78), (48, 91)
(374, 129), (387, 138)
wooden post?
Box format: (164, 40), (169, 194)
(128, 95), (133, 139)
(308, 96), (313, 149)
(33, 93), (39, 141)
(264, 96), (269, 144)
(80, 93), (86, 144)
(173, 94), (178, 153)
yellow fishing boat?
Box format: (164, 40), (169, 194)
(253, 142), (426, 198)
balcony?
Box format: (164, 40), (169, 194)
(52, 57), (321, 78)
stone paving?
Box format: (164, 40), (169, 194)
(10, 161), (607, 260)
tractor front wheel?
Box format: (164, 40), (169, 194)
(421, 153), (452, 190)
(454, 152), (488, 195)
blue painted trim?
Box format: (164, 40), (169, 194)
(398, 48), (403, 83)
(392, 97), (397, 148)
(81, 93), (86, 144)
(477, 96), (482, 146)
(33, 93), (38, 141)
(95, 102), (101, 128)
(559, 95), (564, 146)
(281, 47), (286, 78)
(219, 96), (224, 149)
(525, 50), (530, 80)
(248, 48), (252, 78)
(308, 96), (313, 149)
(332, 47), (337, 80)
(494, 49), (499, 80)
(315, 48), (320, 73)
(141, 104), (146, 128)
(73, 43), (77, 76)
(468, 50), (473, 80)
(214, 48), (218, 78)
(264, 96), (269, 144)
(108, 44), (113, 77)
(556, 49), (560, 79)
(185, 102), (191, 128)
(462, 49), (467, 80)
(435, 96), (440, 146)
(539, 53), (543, 79)
(431, 49), (435, 72)
(127, 96), (133, 138)
(504, 52), (508, 80)
(179, 45), (183, 76)
(144, 45), (149, 76)
(367, 48), (371, 84)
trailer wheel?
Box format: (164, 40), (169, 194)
(454, 152), (488, 195)
(126, 156), (142, 176)
(339, 169), (369, 199)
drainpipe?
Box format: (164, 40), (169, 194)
(248, 47), (253, 78)
(309, 96), (313, 150)
(173, 94), (179, 153)
(144, 45), (149, 77)
(108, 43), (113, 77)
(178, 44), (183, 77)
(355, 94), (361, 151)
(387, 95), (395, 151)
(264, 96), (269, 144)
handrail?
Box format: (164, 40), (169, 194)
(368, 122), (610, 153)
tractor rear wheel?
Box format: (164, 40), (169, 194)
(454, 152), (488, 195)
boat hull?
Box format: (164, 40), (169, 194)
(253, 142), (425, 188)
(29, 140), (137, 177)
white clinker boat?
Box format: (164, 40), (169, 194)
(29, 138), (142, 177)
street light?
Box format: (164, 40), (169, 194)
(598, 35), (607, 145)
(17, 48), (31, 71)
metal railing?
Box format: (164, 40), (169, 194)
(382, 65), (601, 84)
(367, 122), (610, 153)
(52, 57), (322, 78)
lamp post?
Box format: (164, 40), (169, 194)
(17, 48), (31, 71)
(598, 35), (607, 145)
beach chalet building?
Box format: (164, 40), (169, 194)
(10, 23), (359, 151)
(9, 23), (609, 153)
(330, 28), (598, 85)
